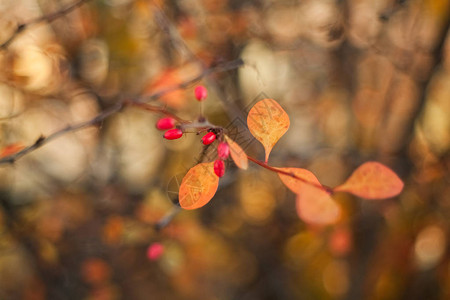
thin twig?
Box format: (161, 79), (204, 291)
(138, 58), (244, 103)
(0, 59), (244, 166)
(154, 206), (181, 231)
(151, 4), (246, 121)
(0, 102), (124, 165)
(0, 0), (90, 50)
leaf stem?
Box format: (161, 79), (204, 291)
(246, 155), (333, 194)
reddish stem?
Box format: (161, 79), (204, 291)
(246, 156), (333, 194)
(129, 100), (333, 195)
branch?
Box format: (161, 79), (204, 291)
(393, 7), (450, 161)
(152, 4), (198, 62)
(153, 206), (181, 231)
(0, 0), (90, 50)
(0, 59), (244, 166)
(0, 102), (124, 165)
(138, 58), (244, 103)
(152, 4), (246, 121)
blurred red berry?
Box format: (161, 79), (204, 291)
(194, 85), (207, 101)
(156, 117), (176, 130)
(217, 142), (230, 159)
(164, 128), (183, 140)
(202, 132), (216, 145)
(214, 159), (225, 177)
(147, 243), (164, 261)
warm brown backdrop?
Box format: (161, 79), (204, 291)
(0, 0), (448, 299)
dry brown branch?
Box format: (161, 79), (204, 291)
(0, 58), (244, 165)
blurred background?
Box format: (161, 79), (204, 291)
(0, 0), (449, 299)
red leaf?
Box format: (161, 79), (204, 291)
(334, 162), (404, 199)
(178, 162), (219, 209)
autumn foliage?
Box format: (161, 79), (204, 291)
(177, 98), (404, 225)
(0, 0), (448, 299)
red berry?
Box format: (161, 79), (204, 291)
(194, 85), (207, 101)
(147, 243), (164, 261)
(214, 159), (225, 177)
(217, 142), (230, 159)
(202, 132), (216, 145)
(156, 117), (176, 130)
(164, 128), (183, 140)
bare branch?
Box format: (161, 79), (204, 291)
(151, 4), (246, 121)
(0, 0), (90, 50)
(138, 58), (244, 103)
(0, 101), (123, 165)
(154, 206), (181, 231)
(0, 59), (244, 166)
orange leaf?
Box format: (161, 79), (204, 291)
(179, 162), (219, 210)
(296, 184), (341, 225)
(0, 143), (25, 158)
(145, 68), (185, 109)
(224, 135), (248, 170)
(278, 168), (321, 194)
(247, 99), (289, 163)
(334, 162), (404, 199)
(278, 168), (340, 225)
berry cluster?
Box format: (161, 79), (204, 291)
(201, 130), (230, 178)
(214, 142), (229, 177)
(156, 85), (230, 178)
(158, 118), (181, 140)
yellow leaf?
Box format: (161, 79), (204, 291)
(224, 135), (248, 170)
(247, 99), (289, 162)
(334, 162), (404, 199)
(179, 162), (219, 209)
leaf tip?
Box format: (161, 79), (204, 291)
(335, 161), (404, 200)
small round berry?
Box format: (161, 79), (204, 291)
(194, 85), (207, 101)
(164, 128), (183, 140)
(147, 243), (164, 261)
(217, 142), (230, 159)
(202, 132), (216, 145)
(214, 159), (225, 177)
(156, 117), (176, 130)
